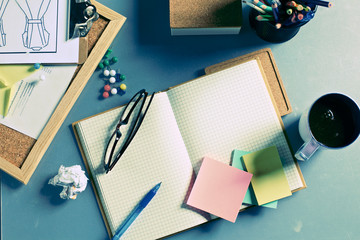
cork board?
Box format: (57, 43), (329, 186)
(170, 0), (242, 28)
(0, 1), (126, 184)
(205, 48), (292, 116)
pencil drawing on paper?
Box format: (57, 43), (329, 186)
(0, 0), (9, 47)
(15, 0), (52, 51)
(0, 0), (57, 53)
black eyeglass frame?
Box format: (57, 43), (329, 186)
(103, 89), (155, 173)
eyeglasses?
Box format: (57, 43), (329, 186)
(104, 89), (155, 173)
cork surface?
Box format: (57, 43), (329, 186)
(170, 0), (242, 28)
(0, 16), (108, 168)
(205, 48), (292, 116)
(0, 124), (36, 167)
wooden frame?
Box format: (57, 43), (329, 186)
(0, 1), (126, 184)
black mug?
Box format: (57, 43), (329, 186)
(295, 93), (360, 161)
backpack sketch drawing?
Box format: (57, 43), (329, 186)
(0, 0), (79, 64)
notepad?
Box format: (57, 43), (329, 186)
(187, 157), (252, 222)
(242, 146), (293, 205)
(232, 149), (278, 209)
(73, 59), (305, 239)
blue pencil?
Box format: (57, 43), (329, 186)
(271, 3), (281, 29)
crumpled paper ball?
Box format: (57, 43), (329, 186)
(48, 165), (88, 200)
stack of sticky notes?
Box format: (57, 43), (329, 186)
(235, 146), (292, 206)
(232, 149), (279, 208)
(187, 157), (252, 222)
(186, 146), (292, 222)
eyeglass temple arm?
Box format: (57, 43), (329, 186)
(105, 91), (145, 173)
(107, 92), (155, 172)
(104, 130), (120, 172)
(119, 90), (146, 125)
(106, 91), (146, 171)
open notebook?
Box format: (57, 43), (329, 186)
(73, 59), (306, 239)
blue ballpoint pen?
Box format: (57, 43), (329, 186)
(112, 182), (162, 240)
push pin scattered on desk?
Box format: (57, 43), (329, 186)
(102, 68), (126, 87)
(97, 49), (119, 70)
(102, 82), (127, 99)
(97, 48), (128, 99)
(101, 67), (127, 99)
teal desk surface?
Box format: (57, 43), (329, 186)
(2, 0), (360, 239)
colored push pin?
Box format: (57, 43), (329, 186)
(119, 74), (126, 81)
(98, 62), (105, 69)
(111, 56), (118, 64)
(103, 69), (110, 77)
(111, 88), (118, 95)
(104, 49), (113, 58)
(116, 70), (126, 82)
(39, 74), (46, 82)
(103, 59), (110, 66)
(120, 83), (126, 91)
(109, 76), (116, 84)
(118, 83), (126, 96)
(32, 73), (46, 85)
(103, 91), (110, 98)
(109, 69), (116, 77)
(34, 63), (41, 70)
(104, 84), (111, 92)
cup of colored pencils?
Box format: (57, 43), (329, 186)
(244, 0), (332, 43)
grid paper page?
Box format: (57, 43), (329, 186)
(75, 93), (211, 240)
(167, 60), (303, 191)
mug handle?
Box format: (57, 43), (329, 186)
(295, 138), (320, 161)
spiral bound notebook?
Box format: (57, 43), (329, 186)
(73, 59), (306, 240)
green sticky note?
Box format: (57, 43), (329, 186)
(232, 150), (278, 209)
(242, 146), (292, 205)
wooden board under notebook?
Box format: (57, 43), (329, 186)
(205, 48), (292, 116)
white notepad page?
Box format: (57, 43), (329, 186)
(75, 93), (210, 240)
(167, 59), (304, 191)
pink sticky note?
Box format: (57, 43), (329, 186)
(187, 157), (253, 222)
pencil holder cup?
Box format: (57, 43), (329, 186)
(248, 8), (315, 43)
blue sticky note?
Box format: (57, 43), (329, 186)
(231, 149), (278, 209)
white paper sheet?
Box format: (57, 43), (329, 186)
(0, 65), (77, 139)
(0, 0), (79, 64)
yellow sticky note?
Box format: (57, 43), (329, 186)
(0, 65), (39, 116)
(0, 65), (37, 86)
(0, 87), (10, 116)
(242, 146), (292, 205)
